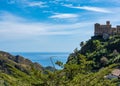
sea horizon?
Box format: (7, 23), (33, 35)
(11, 52), (70, 69)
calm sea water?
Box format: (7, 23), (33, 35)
(11, 52), (70, 69)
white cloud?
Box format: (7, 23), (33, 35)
(63, 4), (111, 13)
(27, 1), (48, 7)
(0, 21), (91, 37)
(0, 12), (26, 22)
(0, 12), (93, 40)
(7, 0), (48, 8)
(90, 0), (120, 3)
(50, 13), (79, 19)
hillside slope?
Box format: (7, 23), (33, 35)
(0, 51), (44, 85)
(67, 35), (120, 69)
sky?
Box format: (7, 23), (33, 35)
(0, 0), (120, 52)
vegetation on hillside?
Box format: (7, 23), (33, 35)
(1, 35), (120, 86)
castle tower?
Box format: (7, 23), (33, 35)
(94, 23), (100, 36)
(106, 21), (111, 34)
(106, 21), (110, 25)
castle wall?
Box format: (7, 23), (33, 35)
(111, 28), (117, 35)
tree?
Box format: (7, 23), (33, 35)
(100, 56), (108, 66)
(55, 61), (64, 68)
(80, 41), (85, 47)
(74, 48), (78, 55)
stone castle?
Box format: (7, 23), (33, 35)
(94, 21), (120, 36)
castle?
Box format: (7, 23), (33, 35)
(94, 21), (120, 36)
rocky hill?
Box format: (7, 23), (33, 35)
(0, 51), (44, 85)
(0, 51), (43, 73)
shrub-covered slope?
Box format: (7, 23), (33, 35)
(67, 35), (120, 69)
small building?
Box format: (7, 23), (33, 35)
(105, 69), (120, 79)
(112, 69), (120, 77)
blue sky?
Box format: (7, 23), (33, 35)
(0, 0), (120, 52)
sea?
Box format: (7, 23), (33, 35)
(11, 52), (70, 69)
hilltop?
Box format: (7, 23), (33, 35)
(68, 35), (120, 69)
